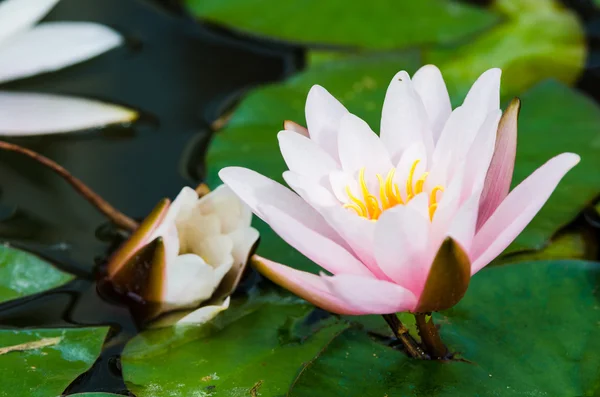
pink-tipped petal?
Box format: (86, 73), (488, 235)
(471, 153), (580, 274)
(219, 167), (343, 247)
(412, 65), (452, 143)
(374, 204), (430, 295)
(259, 204), (373, 277)
(283, 120), (309, 137)
(0, 0), (59, 44)
(0, 22), (122, 84)
(460, 109), (501, 200)
(477, 98), (520, 230)
(338, 113), (392, 175)
(380, 71), (433, 162)
(305, 85), (348, 160)
(325, 274), (418, 314)
(253, 255), (362, 315)
(278, 130), (338, 181)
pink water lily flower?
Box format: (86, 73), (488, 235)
(220, 65), (580, 315)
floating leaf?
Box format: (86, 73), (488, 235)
(122, 292), (348, 397)
(0, 327), (108, 397)
(0, 245), (73, 303)
(288, 260), (600, 396)
(185, 0), (498, 50)
(427, 0), (585, 102)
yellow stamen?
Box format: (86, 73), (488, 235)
(344, 186), (367, 217)
(341, 161), (443, 222)
(415, 172), (429, 194)
(428, 204), (438, 220)
(376, 174), (389, 209)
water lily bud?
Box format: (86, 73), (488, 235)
(107, 185), (259, 326)
(220, 65), (579, 316)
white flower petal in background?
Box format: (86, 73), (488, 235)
(0, 22), (123, 84)
(150, 297), (231, 328)
(0, 91), (138, 135)
(0, 0), (59, 44)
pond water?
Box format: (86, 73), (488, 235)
(1, 0), (600, 396)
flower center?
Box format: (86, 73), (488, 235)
(343, 160), (443, 221)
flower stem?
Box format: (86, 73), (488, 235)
(381, 313), (428, 359)
(0, 140), (138, 231)
(414, 313), (448, 359)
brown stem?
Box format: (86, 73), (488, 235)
(0, 141), (138, 231)
(414, 313), (448, 359)
(382, 314), (428, 360)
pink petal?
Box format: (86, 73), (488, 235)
(380, 71), (434, 163)
(477, 99), (520, 230)
(447, 191), (480, 253)
(219, 167), (345, 247)
(471, 153), (580, 274)
(337, 113), (392, 175)
(253, 255), (363, 315)
(305, 85), (348, 160)
(0, 0), (59, 44)
(0, 91), (137, 135)
(259, 204), (373, 277)
(0, 22), (122, 84)
(374, 204), (430, 295)
(283, 120), (309, 137)
(325, 274), (418, 314)
(412, 65), (452, 143)
(278, 130), (338, 181)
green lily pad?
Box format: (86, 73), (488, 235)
(185, 0), (497, 50)
(67, 394), (123, 397)
(121, 292), (349, 397)
(427, 0), (585, 103)
(288, 260), (600, 396)
(0, 327), (108, 397)
(0, 245), (73, 303)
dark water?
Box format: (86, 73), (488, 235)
(0, 0), (599, 395)
(0, 0), (302, 394)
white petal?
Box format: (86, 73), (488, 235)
(0, 0), (59, 45)
(163, 254), (232, 310)
(338, 113), (392, 174)
(462, 68), (501, 114)
(197, 185), (252, 233)
(0, 22), (122, 84)
(151, 297), (231, 328)
(305, 85), (348, 160)
(278, 130), (338, 181)
(0, 91), (137, 135)
(374, 204), (430, 295)
(380, 71), (433, 163)
(412, 65), (452, 143)
(197, 235), (234, 268)
(228, 227), (259, 266)
(460, 110), (501, 199)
